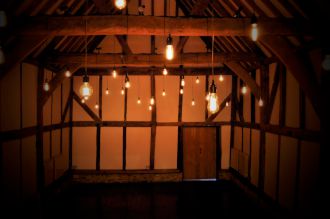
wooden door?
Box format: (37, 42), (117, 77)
(183, 127), (216, 179)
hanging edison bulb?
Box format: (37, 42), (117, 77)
(137, 97), (141, 104)
(79, 75), (93, 100)
(251, 14), (258, 42)
(206, 92), (210, 101)
(150, 97), (155, 105)
(112, 68), (117, 78)
(241, 85), (248, 94)
(114, 0), (127, 10)
(180, 76), (185, 86)
(148, 105), (152, 111)
(207, 80), (219, 114)
(105, 88), (110, 95)
(64, 68), (71, 77)
(180, 88), (184, 94)
(219, 75), (224, 82)
(162, 66), (168, 76)
(162, 89), (166, 96)
(43, 79), (50, 92)
(165, 34), (174, 60)
(121, 86), (125, 95)
(195, 76), (200, 84)
(81, 99), (85, 104)
(258, 98), (264, 107)
(125, 74), (130, 88)
(226, 101), (229, 107)
(191, 99), (195, 106)
(94, 102), (99, 109)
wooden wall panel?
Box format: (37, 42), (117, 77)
(298, 141), (320, 212)
(72, 127), (97, 169)
(156, 76), (179, 122)
(43, 70), (53, 126)
(102, 75), (125, 121)
(52, 83), (61, 124)
(126, 127), (151, 169)
(183, 37), (207, 53)
(243, 128), (251, 156)
(215, 75), (232, 121)
(221, 125), (231, 169)
(234, 126), (242, 150)
(0, 65), (20, 131)
(22, 63), (37, 128)
(243, 85), (251, 122)
(55, 127), (70, 178)
(100, 127), (123, 170)
(1, 140), (20, 203)
(182, 76), (205, 122)
(51, 129), (61, 157)
(305, 97), (320, 131)
(279, 136), (298, 209)
(43, 131), (50, 161)
(21, 136), (37, 197)
(264, 133), (279, 200)
(72, 101), (94, 121)
(250, 129), (260, 186)
(155, 126), (178, 169)
(285, 71), (299, 128)
(127, 76), (151, 121)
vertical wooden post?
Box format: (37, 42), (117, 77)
(96, 76), (102, 171)
(177, 69), (184, 171)
(150, 72), (156, 169)
(123, 75), (128, 170)
(258, 64), (269, 190)
(230, 76), (237, 152)
(36, 65), (45, 191)
(19, 63), (23, 197)
(279, 64), (286, 127)
(69, 77), (73, 170)
(205, 74), (209, 120)
(251, 70), (256, 124)
(216, 126), (221, 178)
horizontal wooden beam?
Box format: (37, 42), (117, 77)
(18, 15), (312, 36)
(47, 52), (261, 67)
(74, 67), (231, 76)
(71, 121), (231, 127)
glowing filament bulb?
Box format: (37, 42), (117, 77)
(65, 69), (71, 77)
(162, 89), (166, 96)
(207, 93), (219, 114)
(115, 0), (127, 10)
(121, 87), (125, 95)
(94, 103), (99, 109)
(258, 98), (264, 107)
(219, 75), (224, 82)
(251, 15), (258, 42)
(105, 88), (110, 95)
(162, 67), (168, 76)
(181, 78), (185, 87)
(191, 99), (195, 106)
(112, 69), (117, 78)
(226, 101), (229, 107)
(79, 75), (93, 100)
(241, 85), (247, 94)
(149, 105), (152, 111)
(165, 34), (174, 60)
(180, 88), (184, 94)
(195, 77), (200, 84)
(81, 99), (85, 104)
(150, 97), (155, 105)
(125, 75), (130, 88)
(137, 97), (141, 104)
(43, 80), (50, 92)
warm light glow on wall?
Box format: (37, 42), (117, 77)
(114, 0), (126, 10)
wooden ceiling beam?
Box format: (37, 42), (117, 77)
(18, 15), (312, 36)
(47, 52), (263, 67)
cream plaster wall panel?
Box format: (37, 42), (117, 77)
(52, 84), (62, 124)
(128, 35), (151, 53)
(182, 76), (205, 122)
(102, 75), (125, 121)
(126, 127), (151, 169)
(2, 140), (20, 203)
(298, 141), (320, 212)
(155, 126), (178, 169)
(285, 71), (299, 128)
(250, 129), (260, 186)
(98, 35), (122, 53)
(305, 97), (320, 131)
(100, 127), (123, 170)
(72, 99), (94, 121)
(127, 76), (151, 121)
(215, 75), (232, 121)
(183, 37), (207, 53)
(73, 127), (97, 169)
(221, 125), (231, 169)
(21, 136), (37, 197)
(0, 65), (20, 131)
(22, 63), (37, 128)
(279, 136), (298, 209)
(264, 133), (279, 200)
(156, 76), (179, 122)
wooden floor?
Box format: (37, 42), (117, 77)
(41, 180), (287, 219)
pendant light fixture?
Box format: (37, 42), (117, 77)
(226, 101), (229, 107)
(150, 97), (155, 105)
(258, 98), (264, 107)
(43, 77), (50, 92)
(114, 0), (127, 10)
(121, 86), (125, 95)
(137, 76), (141, 104)
(94, 102), (99, 109)
(191, 77), (196, 106)
(195, 76), (200, 84)
(124, 71), (130, 88)
(64, 68), (71, 77)
(162, 74), (167, 97)
(241, 84), (248, 94)
(162, 66), (168, 75)
(206, 28), (220, 114)
(79, 17), (93, 100)
(180, 75), (185, 87)
(105, 77), (110, 95)
(251, 1), (258, 42)
(164, 0), (174, 61)
(219, 74), (224, 82)
(112, 67), (117, 78)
